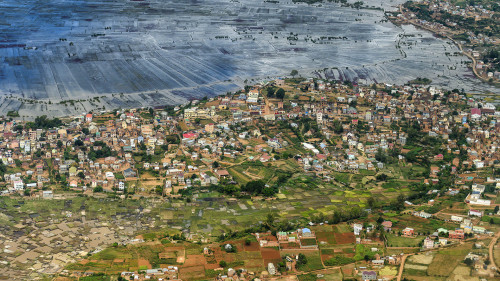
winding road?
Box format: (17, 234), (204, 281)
(397, 4), (488, 84)
(489, 231), (500, 271)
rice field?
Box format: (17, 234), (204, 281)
(1, 0), (495, 117)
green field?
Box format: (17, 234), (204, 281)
(386, 233), (424, 247)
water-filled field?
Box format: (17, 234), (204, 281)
(0, 0), (496, 116)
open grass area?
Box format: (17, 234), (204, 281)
(284, 250), (323, 272)
(386, 233), (424, 247)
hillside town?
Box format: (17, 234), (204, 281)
(0, 77), (499, 280)
(1, 78), (499, 198)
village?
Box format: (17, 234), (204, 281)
(0, 76), (499, 280)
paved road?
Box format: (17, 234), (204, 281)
(398, 4), (487, 83)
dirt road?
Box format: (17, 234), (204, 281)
(489, 231), (500, 271)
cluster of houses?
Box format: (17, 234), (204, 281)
(401, 207), (494, 251)
(120, 267), (179, 281)
(0, 78), (497, 212)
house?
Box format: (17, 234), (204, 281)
(69, 166), (77, 177)
(471, 108), (481, 120)
(300, 228), (314, 238)
(205, 123), (215, 133)
(105, 171), (115, 180)
(402, 227), (414, 237)
(362, 270), (377, 280)
(418, 211), (432, 219)
(42, 190), (53, 199)
(277, 231), (288, 241)
(123, 168), (137, 178)
(267, 263), (276, 275)
(437, 228), (448, 235)
(85, 113), (93, 122)
(382, 221), (392, 231)
(215, 169), (230, 179)
(468, 209), (483, 217)
(472, 226), (486, 234)
(353, 223), (363, 235)
(449, 229), (465, 239)
(13, 180), (24, 190)
(247, 89), (259, 103)
(423, 237), (435, 249)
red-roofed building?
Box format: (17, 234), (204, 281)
(182, 133), (198, 139)
(471, 108), (481, 119)
(402, 227), (414, 237)
(434, 154), (443, 161)
(381, 221), (392, 231)
(449, 229), (464, 239)
(317, 154), (327, 161)
(85, 113), (93, 122)
(215, 169), (230, 179)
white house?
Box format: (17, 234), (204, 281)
(353, 223), (363, 236)
(13, 180), (24, 190)
(267, 263), (276, 275)
(418, 211), (432, 219)
(85, 113), (93, 122)
(468, 209), (483, 217)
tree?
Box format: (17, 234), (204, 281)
(333, 120), (343, 134)
(297, 253), (307, 266)
(243, 180), (266, 194)
(376, 173), (388, 181)
(290, 69), (298, 77)
(376, 216), (384, 224)
(212, 161), (219, 168)
(155, 185), (163, 196)
(266, 213), (276, 229)
(276, 88), (285, 100)
(464, 257), (474, 266)
(77, 172), (85, 179)
(13, 125), (23, 132)
(375, 148), (387, 163)
(93, 186), (103, 193)
(367, 196), (376, 209)
(219, 260), (227, 268)
(394, 194), (406, 212)
(266, 87), (276, 98)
